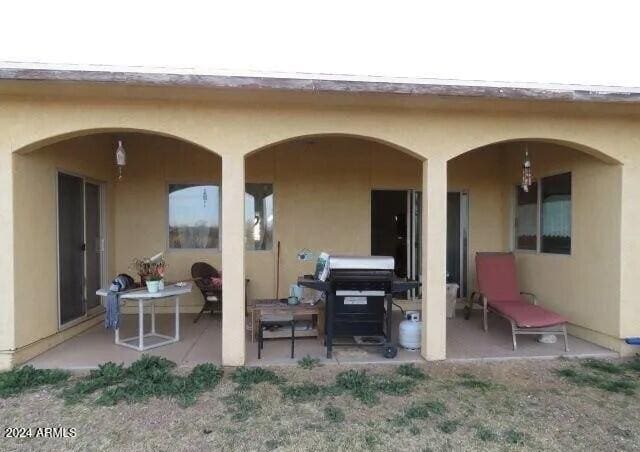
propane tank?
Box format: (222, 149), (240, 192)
(399, 311), (422, 350)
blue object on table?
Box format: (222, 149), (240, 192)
(105, 274), (135, 329)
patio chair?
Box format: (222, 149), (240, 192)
(469, 252), (569, 351)
(191, 262), (222, 323)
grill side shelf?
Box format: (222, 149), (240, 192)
(297, 277), (330, 292)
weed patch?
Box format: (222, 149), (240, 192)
(333, 370), (418, 405)
(624, 356), (640, 372)
(582, 359), (624, 374)
(438, 419), (460, 434)
(456, 373), (495, 392)
(396, 363), (427, 380)
(62, 356), (222, 407)
(224, 392), (261, 421)
(0, 365), (69, 398)
(374, 375), (416, 396)
(404, 400), (446, 420)
(335, 370), (379, 405)
(231, 366), (284, 390)
(298, 355), (321, 370)
(475, 425), (497, 442)
(280, 382), (325, 402)
(555, 368), (636, 395)
(324, 404), (345, 423)
(505, 428), (526, 445)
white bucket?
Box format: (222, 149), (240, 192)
(446, 283), (459, 319)
(146, 280), (160, 293)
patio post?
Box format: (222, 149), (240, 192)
(0, 145), (15, 370)
(421, 157), (447, 360)
(221, 152), (246, 366)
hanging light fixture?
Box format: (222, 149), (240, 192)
(521, 146), (532, 192)
(115, 140), (126, 180)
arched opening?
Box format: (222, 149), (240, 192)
(243, 134), (424, 364)
(446, 139), (622, 359)
(15, 131), (224, 368)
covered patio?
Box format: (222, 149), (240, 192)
(9, 129), (626, 369)
(25, 305), (615, 370)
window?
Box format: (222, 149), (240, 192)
(168, 184), (220, 249)
(515, 182), (538, 251)
(245, 183), (274, 250)
(541, 173), (571, 254)
(513, 173), (571, 255)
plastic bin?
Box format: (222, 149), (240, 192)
(446, 283), (459, 319)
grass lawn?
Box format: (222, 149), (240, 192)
(1, 356), (640, 451)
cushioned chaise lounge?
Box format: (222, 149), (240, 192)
(471, 252), (569, 351)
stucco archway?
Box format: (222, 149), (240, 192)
(11, 130), (225, 367)
(12, 127), (221, 157)
(445, 138), (623, 358)
(242, 134), (427, 362)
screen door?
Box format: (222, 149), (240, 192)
(58, 173), (104, 325)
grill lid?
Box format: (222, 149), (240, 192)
(328, 255), (395, 271)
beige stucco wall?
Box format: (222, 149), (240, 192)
(12, 135), (116, 349)
(501, 142), (623, 340)
(1, 82), (639, 367)
(248, 138), (423, 300)
(112, 133), (222, 311)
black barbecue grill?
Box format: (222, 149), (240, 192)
(298, 255), (419, 358)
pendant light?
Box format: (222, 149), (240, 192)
(521, 146), (532, 192)
(115, 140), (126, 180)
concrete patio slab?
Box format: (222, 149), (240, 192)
(25, 308), (617, 370)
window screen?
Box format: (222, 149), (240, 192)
(168, 184), (220, 249)
(541, 173), (571, 255)
(515, 183), (538, 251)
(245, 183), (274, 251)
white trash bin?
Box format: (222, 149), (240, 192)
(446, 283), (459, 319)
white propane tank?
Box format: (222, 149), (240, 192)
(399, 311), (422, 350)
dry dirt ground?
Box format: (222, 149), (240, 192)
(1, 358), (640, 452)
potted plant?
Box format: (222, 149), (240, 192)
(131, 255), (167, 292)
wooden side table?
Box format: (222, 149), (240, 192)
(249, 299), (324, 343)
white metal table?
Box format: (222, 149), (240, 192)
(97, 283), (192, 351)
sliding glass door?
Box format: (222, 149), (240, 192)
(58, 172), (105, 326)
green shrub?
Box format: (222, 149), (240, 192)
(0, 365), (69, 398)
(231, 367), (283, 389)
(63, 356), (223, 407)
